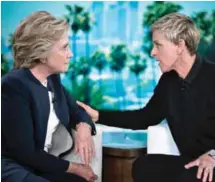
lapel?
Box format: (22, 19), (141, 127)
(23, 69), (70, 147)
(47, 75), (70, 127)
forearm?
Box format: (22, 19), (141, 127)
(76, 108), (96, 135)
(9, 147), (70, 173)
(63, 87), (96, 135)
(98, 110), (150, 130)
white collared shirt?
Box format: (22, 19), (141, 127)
(44, 90), (60, 152)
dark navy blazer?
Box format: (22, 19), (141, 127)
(1, 68), (96, 173)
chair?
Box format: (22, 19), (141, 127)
(147, 121), (180, 155)
(64, 126), (103, 182)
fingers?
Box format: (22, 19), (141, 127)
(197, 165), (214, 182)
(185, 159), (199, 169)
(90, 174), (98, 182)
(197, 166), (204, 179)
(185, 154), (215, 182)
(86, 144), (94, 165)
(76, 101), (87, 109)
(82, 142), (93, 165)
(84, 145), (89, 165)
(80, 144), (85, 164)
(209, 168), (213, 182)
(92, 140), (96, 157)
(202, 168), (210, 182)
(74, 143), (79, 154)
(85, 139), (95, 165)
(85, 165), (97, 182)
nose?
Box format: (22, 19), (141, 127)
(68, 48), (73, 59)
(151, 46), (156, 57)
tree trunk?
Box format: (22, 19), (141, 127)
(72, 34), (77, 63)
(121, 72), (126, 110)
(85, 32), (90, 104)
(136, 74), (142, 109)
(114, 72), (121, 109)
(85, 32), (90, 59)
(99, 69), (102, 88)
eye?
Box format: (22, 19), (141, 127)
(155, 43), (161, 48)
(63, 44), (69, 49)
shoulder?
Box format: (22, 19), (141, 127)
(200, 57), (215, 84)
(2, 69), (28, 87)
(201, 58), (215, 75)
(197, 57), (215, 96)
(1, 69), (32, 98)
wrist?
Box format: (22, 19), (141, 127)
(76, 122), (91, 131)
(208, 149), (215, 160)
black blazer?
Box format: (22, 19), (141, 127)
(1, 68), (96, 173)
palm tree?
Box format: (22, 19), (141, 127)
(142, 2), (182, 85)
(75, 56), (92, 104)
(8, 33), (14, 50)
(81, 11), (94, 59)
(191, 10), (215, 58)
(1, 53), (10, 76)
(64, 78), (106, 109)
(129, 54), (147, 108)
(65, 5), (84, 63)
(64, 5), (85, 93)
(80, 11), (95, 104)
(76, 56), (91, 78)
(109, 44), (127, 110)
(91, 50), (107, 88)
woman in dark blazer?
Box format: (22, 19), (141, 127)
(2, 11), (97, 182)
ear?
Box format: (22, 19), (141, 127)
(41, 58), (47, 64)
(177, 39), (186, 55)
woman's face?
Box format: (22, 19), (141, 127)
(45, 32), (72, 74)
(151, 30), (180, 73)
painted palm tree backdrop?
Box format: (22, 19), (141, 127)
(2, 1), (215, 110)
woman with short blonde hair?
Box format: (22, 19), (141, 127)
(151, 13), (200, 55)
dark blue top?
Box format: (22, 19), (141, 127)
(1, 68), (96, 173)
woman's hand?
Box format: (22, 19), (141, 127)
(185, 152), (215, 182)
(68, 162), (98, 182)
(74, 123), (95, 165)
(76, 101), (99, 122)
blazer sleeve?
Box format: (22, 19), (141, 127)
(98, 73), (168, 130)
(62, 86), (96, 135)
(2, 82), (70, 173)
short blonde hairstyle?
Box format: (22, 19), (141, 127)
(151, 13), (200, 55)
(13, 11), (69, 69)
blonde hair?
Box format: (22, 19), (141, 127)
(13, 11), (69, 69)
(151, 13), (200, 55)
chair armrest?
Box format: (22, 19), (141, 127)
(147, 121), (180, 155)
(64, 125), (103, 182)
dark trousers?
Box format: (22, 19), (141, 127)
(1, 157), (86, 182)
(132, 154), (215, 182)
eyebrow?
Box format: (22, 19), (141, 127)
(153, 41), (162, 46)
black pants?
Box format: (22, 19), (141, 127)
(1, 157), (86, 182)
(132, 154), (215, 182)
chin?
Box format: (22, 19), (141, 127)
(159, 65), (170, 73)
(60, 66), (69, 73)
(159, 66), (166, 73)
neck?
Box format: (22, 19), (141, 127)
(173, 53), (196, 79)
(30, 64), (51, 84)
